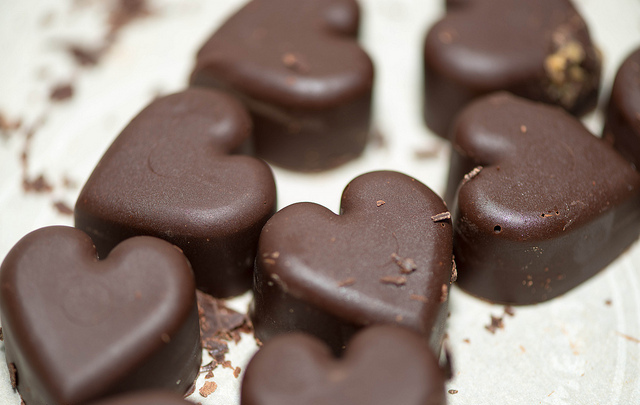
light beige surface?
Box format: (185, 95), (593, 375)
(0, 0), (639, 403)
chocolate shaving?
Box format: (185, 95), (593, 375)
(450, 259), (458, 283)
(199, 381), (218, 398)
(233, 367), (241, 378)
(337, 277), (356, 287)
(485, 315), (504, 334)
(205, 371), (214, 379)
(448, 389), (459, 395)
(49, 83), (74, 102)
(410, 294), (428, 303)
(8, 363), (17, 389)
(431, 211), (451, 222)
(376, 200), (386, 207)
(461, 166), (483, 185)
(53, 201), (74, 216)
(391, 253), (417, 274)
(379, 275), (407, 286)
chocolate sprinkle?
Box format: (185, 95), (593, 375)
(430, 212), (451, 222)
(376, 200), (386, 207)
(461, 166), (483, 185)
(379, 275), (407, 286)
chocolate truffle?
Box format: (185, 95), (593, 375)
(75, 89), (277, 298)
(88, 391), (192, 405)
(447, 93), (640, 304)
(252, 171), (454, 354)
(423, 0), (601, 138)
(0, 226), (201, 405)
(190, 0), (374, 171)
(603, 47), (640, 169)
(241, 325), (446, 405)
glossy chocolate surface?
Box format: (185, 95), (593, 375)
(190, 0), (374, 171)
(0, 226), (201, 405)
(241, 325), (446, 405)
(447, 93), (640, 304)
(424, 0), (601, 138)
(603, 47), (640, 169)
(88, 391), (192, 405)
(75, 89), (277, 297)
(252, 171), (454, 354)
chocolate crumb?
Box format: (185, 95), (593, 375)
(450, 259), (458, 283)
(199, 381), (218, 398)
(440, 284), (448, 302)
(448, 389), (458, 395)
(205, 371), (214, 379)
(391, 253), (417, 274)
(485, 315), (504, 334)
(282, 52), (310, 73)
(605, 299), (612, 306)
(409, 294), (428, 303)
(65, 43), (102, 67)
(50, 83), (74, 101)
(463, 338), (470, 344)
(520, 125), (527, 133)
(337, 277), (356, 287)
(184, 383), (196, 398)
(379, 275), (407, 286)
(23, 174), (53, 194)
(376, 200), (385, 207)
(8, 363), (17, 389)
(461, 166), (483, 185)
(431, 211), (451, 222)
(615, 331), (640, 344)
(504, 306), (515, 316)
(233, 367), (241, 378)
(53, 201), (74, 216)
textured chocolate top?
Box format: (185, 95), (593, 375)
(75, 89), (276, 297)
(191, 0), (373, 110)
(0, 227), (200, 405)
(241, 325), (446, 405)
(425, 0), (600, 111)
(256, 171), (453, 344)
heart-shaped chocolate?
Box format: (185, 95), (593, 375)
(423, 0), (601, 138)
(0, 226), (201, 405)
(75, 89), (277, 297)
(252, 171), (454, 354)
(241, 325), (446, 405)
(190, 0), (374, 171)
(88, 391), (192, 405)
(446, 93), (640, 304)
(603, 47), (640, 169)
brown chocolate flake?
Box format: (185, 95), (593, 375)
(65, 43), (103, 67)
(485, 315), (504, 334)
(391, 253), (417, 274)
(22, 174), (53, 194)
(431, 211), (451, 222)
(504, 306), (515, 317)
(376, 200), (386, 207)
(53, 201), (74, 216)
(282, 52), (310, 73)
(205, 371), (214, 379)
(184, 383), (196, 398)
(50, 83), (74, 101)
(379, 275), (407, 286)
(448, 389), (459, 395)
(450, 259), (458, 283)
(337, 277), (356, 287)
(440, 284), (448, 303)
(199, 381), (218, 398)
(8, 363), (17, 389)
(410, 294), (428, 303)
(233, 367), (241, 378)
(461, 166), (483, 185)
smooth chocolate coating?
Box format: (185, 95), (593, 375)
(424, 0), (601, 138)
(252, 171), (454, 354)
(75, 89), (277, 297)
(447, 93), (640, 304)
(241, 325), (446, 405)
(0, 226), (201, 405)
(190, 0), (374, 171)
(88, 391), (192, 405)
(603, 47), (640, 169)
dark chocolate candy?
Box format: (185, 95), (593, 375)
(241, 325), (446, 405)
(252, 171), (454, 354)
(423, 0), (601, 138)
(190, 0), (374, 171)
(75, 89), (277, 297)
(0, 226), (201, 405)
(446, 93), (640, 304)
(603, 47), (640, 169)
(87, 391), (192, 405)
